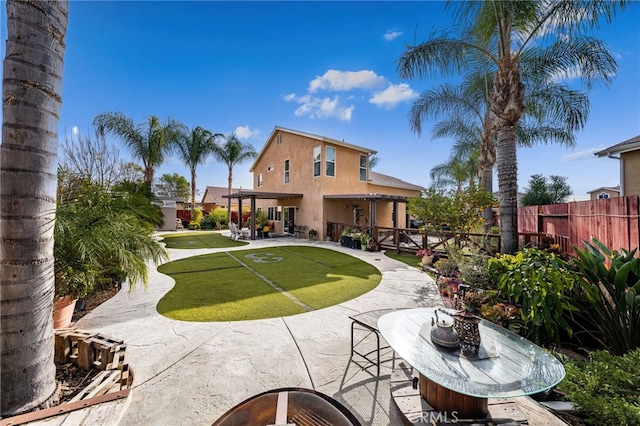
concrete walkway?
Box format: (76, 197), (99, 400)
(57, 234), (564, 426)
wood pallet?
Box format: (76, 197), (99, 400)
(0, 329), (135, 426)
(390, 362), (528, 426)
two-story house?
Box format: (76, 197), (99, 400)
(225, 127), (424, 240)
(595, 135), (640, 196)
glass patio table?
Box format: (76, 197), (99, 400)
(378, 307), (565, 419)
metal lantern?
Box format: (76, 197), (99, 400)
(452, 308), (481, 355)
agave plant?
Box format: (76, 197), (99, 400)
(572, 238), (640, 354)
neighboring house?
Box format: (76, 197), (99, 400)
(201, 186), (241, 213)
(587, 185), (620, 200)
(226, 126), (424, 240)
(595, 135), (640, 196)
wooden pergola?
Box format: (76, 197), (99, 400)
(223, 190), (303, 240)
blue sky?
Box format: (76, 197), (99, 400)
(3, 1), (639, 200)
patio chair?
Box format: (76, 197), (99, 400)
(238, 224), (250, 240)
(212, 387), (361, 426)
(228, 222), (239, 241)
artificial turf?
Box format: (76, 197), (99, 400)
(159, 231), (248, 249)
(156, 246), (381, 321)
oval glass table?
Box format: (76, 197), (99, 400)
(378, 307), (565, 419)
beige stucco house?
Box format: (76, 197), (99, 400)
(587, 185), (620, 200)
(225, 127), (424, 240)
(595, 135), (640, 196)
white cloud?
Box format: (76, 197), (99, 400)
(308, 70), (385, 93)
(562, 147), (603, 160)
(369, 83), (418, 109)
(285, 93), (354, 122)
(384, 29), (403, 41)
(72, 126), (79, 136)
(234, 125), (260, 139)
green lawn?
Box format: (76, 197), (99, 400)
(159, 231), (248, 249)
(384, 250), (422, 269)
(157, 246), (381, 321)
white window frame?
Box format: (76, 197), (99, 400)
(277, 134), (282, 145)
(313, 145), (321, 177)
(284, 159), (290, 184)
(257, 173), (263, 187)
(325, 146), (336, 177)
(359, 154), (367, 181)
(598, 192), (610, 199)
(267, 165), (274, 172)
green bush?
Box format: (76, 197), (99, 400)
(206, 208), (227, 229)
(487, 247), (579, 345)
(434, 256), (458, 278)
(558, 349), (640, 425)
(458, 253), (493, 289)
(572, 238), (640, 354)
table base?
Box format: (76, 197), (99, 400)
(419, 374), (488, 419)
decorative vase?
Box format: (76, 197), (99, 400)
(53, 295), (77, 329)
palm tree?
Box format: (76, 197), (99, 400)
(93, 112), (180, 185)
(1, 0), (68, 416)
(173, 125), (221, 215)
(430, 140), (479, 192)
(211, 133), (258, 224)
(398, 0), (622, 253)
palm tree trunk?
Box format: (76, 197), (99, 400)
(478, 165), (494, 231)
(1, 0), (68, 416)
(190, 167), (197, 216)
(496, 126), (519, 254)
(227, 168), (233, 225)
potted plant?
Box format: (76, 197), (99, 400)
(359, 233), (370, 251)
(416, 248), (435, 266)
(308, 228), (318, 240)
(340, 227), (354, 247)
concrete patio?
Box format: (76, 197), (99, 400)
(34, 234), (567, 425)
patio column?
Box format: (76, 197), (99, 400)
(250, 196), (256, 240)
(369, 199), (377, 226)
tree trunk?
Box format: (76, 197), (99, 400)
(227, 168), (233, 225)
(496, 126), (519, 254)
(1, 0), (68, 416)
(191, 167), (197, 216)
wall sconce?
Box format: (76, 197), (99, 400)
(295, 207), (299, 212)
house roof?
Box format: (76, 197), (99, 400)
(201, 186), (242, 204)
(223, 190), (304, 200)
(369, 171), (424, 191)
(594, 135), (640, 157)
(323, 193), (411, 202)
(587, 185), (620, 194)
(250, 126), (378, 172)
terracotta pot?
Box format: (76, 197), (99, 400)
(53, 295), (77, 329)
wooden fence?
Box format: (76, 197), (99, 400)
(518, 195), (640, 256)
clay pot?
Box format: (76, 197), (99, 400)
(53, 295), (77, 329)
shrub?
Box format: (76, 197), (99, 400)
(434, 256), (458, 278)
(487, 247), (579, 345)
(558, 349), (640, 425)
(207, 208), (227, 229)
(458, 253), (493, 289)
(571, 238), (640, 354)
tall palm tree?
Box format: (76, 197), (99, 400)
(211, 133), (258, 224)
(398, 0), (621, 253)
(173, 125), (221, 214)
(93, 112), (180, 185)
(1, 0), (68, 416)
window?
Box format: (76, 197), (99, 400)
(313, 146), (321, 177)
(257, 173), (263, 187)
(359, 155), (367, 181)
(598, 192), (610, 199)
(284, 159), (290, 184)
(325, 146), (335, 177)
(267, 206), (275, 221)
(267, 165), (274, 172)
(277, 134), (282, 145)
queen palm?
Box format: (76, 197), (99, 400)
(211, 133), (258, 224)
(93, 112), (180, 185)
(413, 70), (588, 230)
(1, 0), (68, 415)
(173, 125), (221, 214)
(398, 0), (622, 253)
